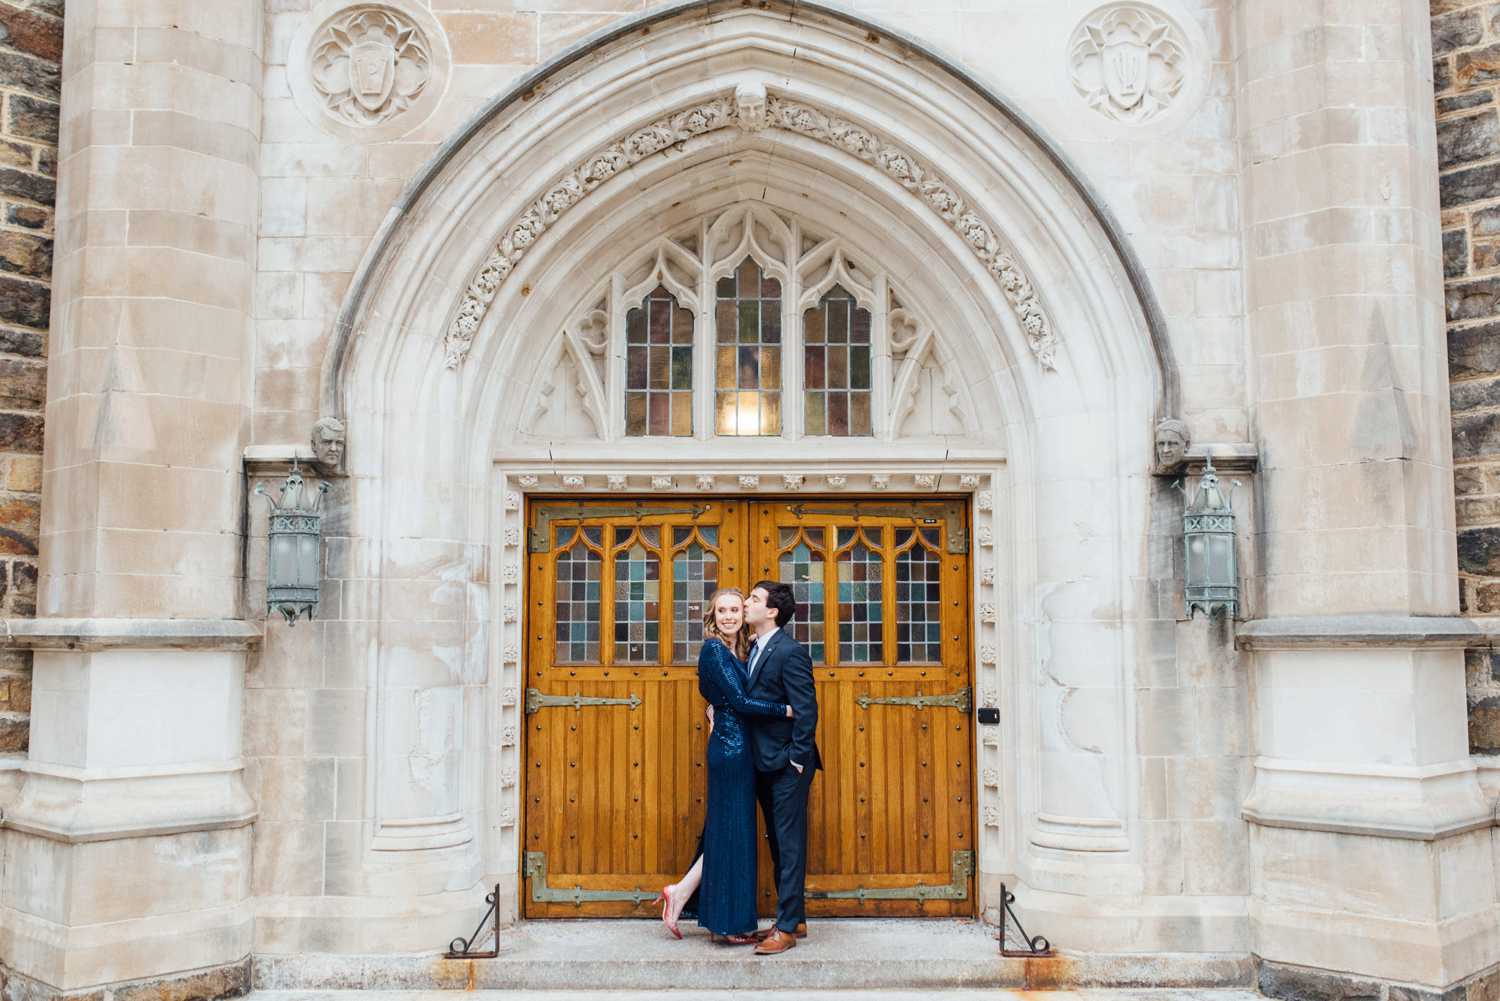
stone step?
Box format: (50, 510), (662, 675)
(250, 920), (1255, 992)
(253, 993), (1261, 1001)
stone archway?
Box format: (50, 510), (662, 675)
(320, 0), (1181, 949)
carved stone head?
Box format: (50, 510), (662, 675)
(735, 80), (768, 133)
(311, 416), (346, 469)
(1154, 418), (1190, 471)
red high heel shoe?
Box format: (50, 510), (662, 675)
(652, 885), (683, 939)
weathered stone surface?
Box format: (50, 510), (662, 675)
(1449, 320), (1500, 377)
(1435, 9), (1485, 56)
(1440, 110), (1500, 168)
(1460, 524), (1500, 572)
(111, 957), (251, 1001)
(1257, 961), (1384, 1001)
(1450, 374), (1500, 411)
(0, 275), (47, 328)
(1438, 57), (1456, 93)
(0, 166), (52, 206)
(0, 231), (51, 279)
(1474, 240), (1500, 273)
(0, 501), (40, 556)
(1442, 160), (1500, 206)
(0, 711), (26, 752)
(1459, 42), (1500, 85)
(1447, 228), (1470, 278)
(1447, 275), (1500, 320)
(0, 412), (42, 453)
(1456, 464), (1486, 496)
(1470, 694), (1500, 753)
(0, 357), (45, 408)
(1392, 982), (1468, 1001)
(1473, 204), (1500, 237)
(13, 561), (40, 613)
(1440, 90), (1493, 115)
(0, 49), (57, 100)
(7, 95), (57, 144)
(0, 5), (61, 62)
(0, 326), (44, 357)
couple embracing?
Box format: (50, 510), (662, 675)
(655, 582), (821, 955)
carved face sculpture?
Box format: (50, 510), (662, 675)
(1154, 419), (1190, 470)
(312, 417), (346, 468)
(735, 81), (768, 132)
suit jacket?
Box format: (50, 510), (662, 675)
(744, 629), (822, 774)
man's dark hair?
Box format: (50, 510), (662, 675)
(753, 580), (798, 627)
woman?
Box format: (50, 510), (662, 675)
(655, 587), (793, 943)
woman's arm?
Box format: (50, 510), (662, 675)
(710, 642), (790, 718)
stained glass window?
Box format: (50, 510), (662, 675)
(715, 257), (782, 436)
(625, 285), (694, 437)
(672, 526), (719, 662)
(837, 528), (883, 663)
(614, 532), (661, 663)
(803, 284), (873, 436)
(896, 528), (942, 663)
(778, 527), (826, 662)
(554, 527), (601, 663)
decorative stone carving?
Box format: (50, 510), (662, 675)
(504, 642), (519, 660)
(783, 474), (804, 491)
(504, 527), (520, 547)
(309, 7), (433, 127)
(827, 474), (849, 489)
(980, 604), (997, 623)
(503, 604), (518, 624)
(977, 490), (994, 512)
(739, 474), (761, 490)
(960, 474), (980, 489)
(310, 416), (346, 469)
(1154, 417), (1191, 473)
(982, 768), (1000, 787)
(981, 567), (995, 587)
(1068, 5), (1187, 125)
(735, 80), (768, 133)
(608, 474), (628, 491)
(651, 475), (674, 490)
(562, 474), (585, 489)
(914, 473), (938, 490)
(696, 474), (715, 491)
(501, 725), (517, 746)
(499, 687), (516, 706)
(500, 807), (516, 827)
(983, 806), (1001, 827)
(446, 89), (1059, 372)
(980, 687), (998, 708)
(500, 767), (517, 788)
(977, 527), (994, 547)
(980, 645), (997, 665)
(870, 474), (889, 490)
(517, 474), (539, 489)
(504, 492), (521, 510)
(503, 563), (519, 584)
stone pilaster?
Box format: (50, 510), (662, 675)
(1239, 0), (1496, 990)
(0, 1), (263, 995)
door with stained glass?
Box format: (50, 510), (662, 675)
(522, 497), (974, 918)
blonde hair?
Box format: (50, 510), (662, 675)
(703, 587), (750, 660)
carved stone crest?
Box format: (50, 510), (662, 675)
(310, 7), (433, 127)
(1069, 5), (1187, 124)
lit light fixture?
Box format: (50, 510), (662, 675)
(1181, 455), (1239, 619)
(256, 462), (330, 625)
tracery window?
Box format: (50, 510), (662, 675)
(529, 205), (970, 444)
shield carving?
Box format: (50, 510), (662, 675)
(349, 39), (396, 113)
(1103, 37), (1148, 111)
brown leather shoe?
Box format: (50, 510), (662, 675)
(754, 929), (797, 955)
(755, 922), (807, 941)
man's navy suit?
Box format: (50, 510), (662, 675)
(744, 627), (821, 933)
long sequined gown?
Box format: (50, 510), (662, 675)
(695, 637), (789, 936)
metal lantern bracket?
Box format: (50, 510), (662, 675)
(1178, 454), (1241, 620)
(255, 461), (330, 626)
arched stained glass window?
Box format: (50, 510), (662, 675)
(803, 284), (873, 436)
(672, 526), (719, 662)
(614, 531), (661, 663)
(837, 528), (883, 664)
(895, 527), (942, 663)
(715, 257), (782, 436)
(625, 285), (694, 436)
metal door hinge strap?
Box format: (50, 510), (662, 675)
(806, 850), (972, 902)
(525, 688), (642, 714)
(524, 852), (655, 907)
(856, 686), (971, 714)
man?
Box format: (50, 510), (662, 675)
(741, 580), (821, 956)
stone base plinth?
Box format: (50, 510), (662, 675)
(0, 957), (250, 1001)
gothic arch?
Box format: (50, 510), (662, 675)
(318, 1), (1173, 939)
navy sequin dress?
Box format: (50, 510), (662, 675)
(696, 637), (788, 936)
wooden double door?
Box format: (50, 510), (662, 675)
(522, 497), (974, 918)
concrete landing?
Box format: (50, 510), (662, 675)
(251, 920), (1255, 992)
(254, 992), (1262, 1001)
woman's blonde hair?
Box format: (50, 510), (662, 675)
(702, 587), (750, 660)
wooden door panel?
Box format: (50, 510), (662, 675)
(523, 497), (973, 919)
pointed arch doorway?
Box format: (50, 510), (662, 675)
(522, 496), (974, 919)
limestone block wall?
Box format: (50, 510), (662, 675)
(1434, 0), (1500, 752)
(0, 0), (58, 757)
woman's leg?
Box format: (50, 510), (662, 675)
(666, 854), (703, 929)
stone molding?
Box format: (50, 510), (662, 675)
(444, 87), (1059, 372)
(0, 617), (263, 652)
(1235, 615), (1487, 651)
(0, 958), (252, 1001)
(3, 765), (258, 843)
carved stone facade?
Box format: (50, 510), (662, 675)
(1068, 4), (1187, 124)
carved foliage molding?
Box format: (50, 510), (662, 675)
(444, 87), (1058, 372)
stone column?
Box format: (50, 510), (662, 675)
(1239, 0), (1497, 991)
(0, 1), (263, 996)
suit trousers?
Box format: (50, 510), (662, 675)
(754, 763), (815, 932)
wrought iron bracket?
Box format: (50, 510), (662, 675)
(525, 688), (643, 715)
(807, 849), (972, 902)
(524, 851), (656, 907)
(445, 883), (502, 958)
(856, 686), (971, 714)
(998, 883), (1052, 957)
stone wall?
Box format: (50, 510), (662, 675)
(1436, 0), (1500, 754)
(0, 0), (57, 756)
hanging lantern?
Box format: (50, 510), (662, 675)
(1182, 455), (1239, 619)
(256, 462), (330, 625)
